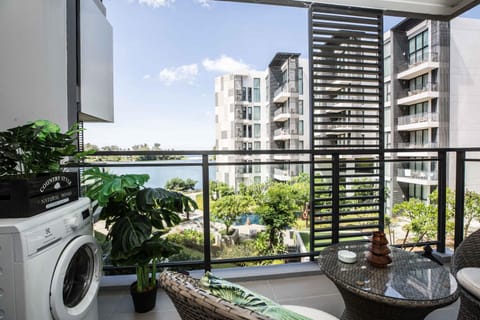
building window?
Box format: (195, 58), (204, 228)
(254, 160), (261, 173)
(242, 87), (247, 101)
(409, 74), (428, 92)
(409, 29), (429, 65)
(298, 120), (304, 135)
(410, 102), (428, 115)
(384, 83), (391, 102)
(384, 107), (391, 129)
(254, 124), (261, 138)
(243, 125), (252, 138)
(253, 78), (260, 102)
(247, 87), (252, 102)
(254, 141), (261, 150)
(242, 107), (253, 120)
(410, 129), (429, 146)
(254, 176), (261, 184)
(298, 100), (304, 115)
(298, 67), (303, 95)
(253, 106), (261, 120)
(384, 41), (391, 77)
(299, 140), (304, 149)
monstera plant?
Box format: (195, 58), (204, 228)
(83, 168), (197, 312)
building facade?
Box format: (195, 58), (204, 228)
(215, 53), (309, 189)
(384, 17), (480, 211)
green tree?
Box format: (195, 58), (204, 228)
(211, 195), (253, 234)
(393, 198), (437, 246)
(464, 190), (480, 237)
(256, 182), (298, 254)
(429, 188), (456, 236)
(209, 181), (234, 200)
(165, 177), (197, 191)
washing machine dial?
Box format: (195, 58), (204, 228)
(65, 216), (81, 232)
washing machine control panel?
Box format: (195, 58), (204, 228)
(25, 210), (90, 257)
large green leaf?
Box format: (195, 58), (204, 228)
(109, 214), (152, 263)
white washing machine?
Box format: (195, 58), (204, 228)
(0, 197), (102, 320)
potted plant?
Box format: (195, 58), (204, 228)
(0, 120), (90, 218)
(83, 168), (198, 313)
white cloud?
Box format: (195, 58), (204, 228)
(202, 55), (252, 74)
(158, 64), (198, 85)
(136, 0), (175, 8)
(143, 74), (151, 80)
(194, 0), (211, 7)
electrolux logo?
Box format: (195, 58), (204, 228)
(39, 175), (72, 193)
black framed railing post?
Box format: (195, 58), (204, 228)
(454, 150), (466, 248)
(202, 154), (212, 271)
(437, 151), (447, 253)
(332, 153), (340, 244)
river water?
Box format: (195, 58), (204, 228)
(100, 158), (216, 189)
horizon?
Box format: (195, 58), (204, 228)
(84, 0), (480, 150)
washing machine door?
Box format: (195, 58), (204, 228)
(50, 235), (102, 320)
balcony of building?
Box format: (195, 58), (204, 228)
(397, 168), (438, 185)
(397, 112), (439, 131)
(88, 147), (479, 320)
(272, 167), (292, 181)
(273, 83), (299, 103)
(273, 106), (299, 122)
(397, 52), (440, 80)
(273, 128), (299, 141)
(396, 142), (439, 157)
(397, 83), (439, 105)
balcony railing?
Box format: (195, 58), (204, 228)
(409, 51), (439, 66)
(77, 147), (480, 273)
(273, 106), (298, 117)
(397, 142), (439, 149)
(397, 168), (438, 181)
(407, 82), (438, 96)
(397, 112), (439, 126)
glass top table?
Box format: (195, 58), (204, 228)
(318, 242), (459, 320)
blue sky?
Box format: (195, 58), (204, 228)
(84, 0), (480, 150)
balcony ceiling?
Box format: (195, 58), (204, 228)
(219, 0), (480, 20)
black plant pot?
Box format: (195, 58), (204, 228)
(130, 281), (158, 313)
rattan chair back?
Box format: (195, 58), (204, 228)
(159, 271), (272, 320)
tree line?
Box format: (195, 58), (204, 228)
(84, 143), (183, 161)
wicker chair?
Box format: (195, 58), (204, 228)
(451, 229), (480, 320)
(159, 271), (339, 320)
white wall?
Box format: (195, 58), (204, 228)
(449, 17), (480, 192)
(449, 17), (480, 148)
(0, 0), (69, 131)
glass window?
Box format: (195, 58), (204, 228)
(298, 100), (304, 115)
(254, 160), (261, 173)
(298, 120), (304, 135)
(247, 107), (252, 120)
(247, 87), (252, 102)
(384, 108), (391, 129)
(254, 141), (261, 150)
(243, 125), (252, 138)
(254, 124), (261, 138)
(253, 78), (260, 102)
(254, 176), (261, 184)
(253, 106), (261, 120)
(408, 30), (429, 64)
(298, 68), (303, 95)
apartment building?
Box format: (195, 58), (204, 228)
(384, 17), (480, 209)
(215, 53), (309, 189)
